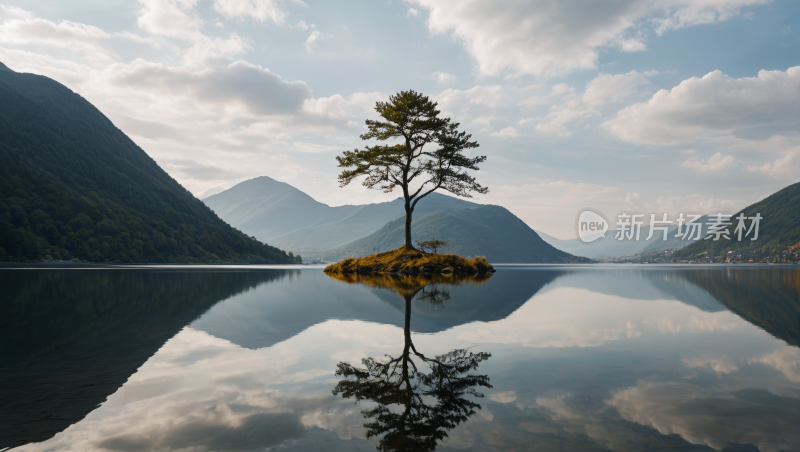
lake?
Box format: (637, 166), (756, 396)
(1, 265), (798, 452)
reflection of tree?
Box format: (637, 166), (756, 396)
(416, 286), (451, 305)
(329, 273), (492, 452)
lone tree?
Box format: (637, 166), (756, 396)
(336, 90), (487, 250)
(416, 239), (450, 255)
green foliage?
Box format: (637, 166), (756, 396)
(673, 181), (800, 262)
(0, 65), (300, 264)
(336, 90), (487, 248)
(415, 238), (450, 254)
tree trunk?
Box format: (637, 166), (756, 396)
(404, 203), (414, 250)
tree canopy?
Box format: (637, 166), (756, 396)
(336, 90), (487, 250)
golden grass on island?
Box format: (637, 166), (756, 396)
(323, 246), (495, 275)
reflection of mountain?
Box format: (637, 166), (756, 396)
(0, 269), (286, 450)
(539, 267), (726, 312)
(538, 266), (799, 347)
(679, 268), (800, 347)
(192, 269), (563, 349)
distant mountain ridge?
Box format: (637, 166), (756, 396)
(535, 217), (710, 259)
(204, 176), (478, 253)
(205, 177), (589, 263)
(0, 63), (298, 263)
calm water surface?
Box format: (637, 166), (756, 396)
(1, 265), (799, 452)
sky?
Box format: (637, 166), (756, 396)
(0, 0), (798, 238)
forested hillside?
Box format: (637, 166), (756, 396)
(673, 181), (800, 262)
(0, 63), (299, 264)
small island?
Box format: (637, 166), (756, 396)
(324, 246), (495, 275)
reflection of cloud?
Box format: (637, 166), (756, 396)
(489, 391), (517, 403)
(682, 357), (738, 374)
(750, 348), (800, 383)
(457, 288), (745, 349)
(97, 412), (305, 452)
(608, 382), (800, 452)
(536, 394), (582, 420)
(300, 405), (367, 440)
(15, 327), (371, 452)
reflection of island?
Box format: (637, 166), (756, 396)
(0, 269), (288, 450)
(331, 273), (492, 452)
(193, 269), (564, 350)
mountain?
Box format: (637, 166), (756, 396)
(535, 230), (586, 254)
(203, 176), (477, 253)
(674, 182), (800, 261)
(199, 186), (225, 199)
(321, 205), (591, 263)
(0, 63), (298, 264)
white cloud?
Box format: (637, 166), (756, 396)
(582, 70), (656, 108)
(0, 16), (109, 44)
(137, 0), (204, 40)
(406, 0), (769, 77)
(680, 152), (735, 172)
(0, 6), (154, 59)
(747, 147), (800, 180)
(407, 7), (420, 17)
(655, 194), (743, 215)
(181, 34), (250, 69)
(431, 70), (457, 84)
(304, 29), (322, 53)
(302, 91), (383, 122)
(110, 60), (313, 115)
(604, 66), (800, 146)
(212, 0), (287, 23)
(517, 83), (575, 108)
(650, 0), (772, 34)
(434, 85), (512, 132)
(490, 126), (520, 138)
(625, 192), (640, 204)
(0, 5), (33, 20)
(530, 70), (654, 136)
